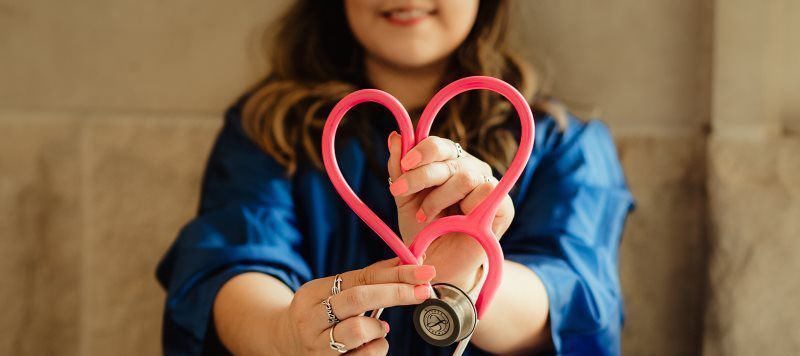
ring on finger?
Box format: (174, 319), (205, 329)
(331, 274), (343, 295)
(453, 142), (464, 159)
(328, 324), (348, 353)
(322, 296), (340, 325)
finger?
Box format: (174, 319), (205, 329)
(338, 263), (436, 291)
(320, 316), (389, 352)
(417, 169), (488, 223)
(369, 257), (400, 269)
(327, 283), (431, 323)
(400, 136), (460, 171)
(459, 179), (515, 236)
(387, 131), (402, 182)
(390, 159), (453, 197)
(390, 153), (493, 198)
(304, 261), (435, 302)
(348, 337), (389, 356)
(458, 178), (496, 216)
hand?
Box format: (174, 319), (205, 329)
(277, 258), (436, 355)
(386, 132), (515, 291)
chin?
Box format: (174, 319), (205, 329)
(389, 57), (445, 70)
(375, 47), (451, 71)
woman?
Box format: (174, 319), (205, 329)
(156, 0), (634, 355)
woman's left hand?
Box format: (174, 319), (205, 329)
(386, 131), (515, 291)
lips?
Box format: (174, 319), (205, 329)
(381, 6), (436, 26)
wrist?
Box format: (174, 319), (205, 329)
(439, 259), (483, 292)
(270, 306), (298, 355)
(454, 247), (486, 291)
(424, 233), (486, 291)
(466, 264), (484, 293)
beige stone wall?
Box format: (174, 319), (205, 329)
(703, 1), (800, 355)
(0, 1), (797, 355)
(516, 2), (713, 353)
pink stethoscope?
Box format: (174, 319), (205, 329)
(322, 76), (535, 354)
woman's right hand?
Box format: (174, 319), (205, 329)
(277, 258), (436, 355)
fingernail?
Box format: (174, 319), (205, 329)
(401, 151), (422, 170)
(382, 321), (390, 333)
(414, 285), (431, 300)
(415, 208), (426, 223)
(414, 265), (436, 280)
(389, 178), (408, 196)
(387, 131), (397, 150)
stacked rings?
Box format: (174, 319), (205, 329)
(327, 274), (347, 353)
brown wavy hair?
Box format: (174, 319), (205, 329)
(241, 0), (566, 176)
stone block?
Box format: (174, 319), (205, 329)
(615, 134), (708, 355)
(704, 136), (800, 356)
(81, 115), (219, 355)
(516, 0), (712, 130)
(0, 113), (82, 356)
(782, 0), (800, 126)
(0, 0), (289, 113)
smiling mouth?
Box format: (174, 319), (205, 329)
(381, 7), (436, 26)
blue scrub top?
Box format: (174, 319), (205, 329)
(156, 99), (634, 355)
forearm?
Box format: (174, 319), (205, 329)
(213, 272), (295, 355)
(470, 260), (552, 355)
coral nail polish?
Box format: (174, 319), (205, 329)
(414, 285), (431, 300)
(382, 321), (390, 333)
(401, 151), (422, 170)
(415, 208), (426, 223)
(414, 265), (436, 280)
(389, 179), (408, 196)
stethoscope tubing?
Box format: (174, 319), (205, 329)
(322, 76), (536, 352)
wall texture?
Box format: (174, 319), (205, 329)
(0, 0), (797, 355)
(516, 2), (713, 353)
(703, 1), (800, 355)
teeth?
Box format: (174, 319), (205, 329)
(388, 9), (429, 20)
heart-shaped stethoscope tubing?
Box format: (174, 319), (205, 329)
(321, 76), (535, 354)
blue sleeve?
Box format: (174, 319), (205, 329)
(501, 116), (634, 355)
(155, 105), (313, 355)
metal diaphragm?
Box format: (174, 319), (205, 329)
(413, 283), (477, 347)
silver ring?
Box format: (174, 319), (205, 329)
(331, 274), (342, 295)
(322, 296), (340, 325)
(388, 177), (393, 185)
(329, 324), (348, 353)
(453, 142), (464, 159)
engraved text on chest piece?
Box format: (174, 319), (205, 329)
(423, 306), (451, 338)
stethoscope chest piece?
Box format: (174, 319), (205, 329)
(413, 283), (477, 347)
